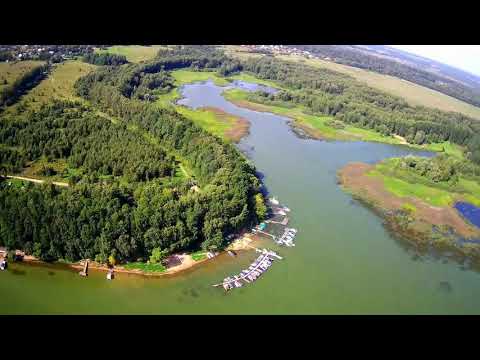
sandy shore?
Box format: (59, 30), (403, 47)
(7, 233), (259, 277)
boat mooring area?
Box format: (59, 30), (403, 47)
(214, 197), (298, 292)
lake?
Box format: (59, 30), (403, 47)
(2, 80), (480, 314)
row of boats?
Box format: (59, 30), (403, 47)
(215, 249), (282, 291)
(277, 228), (297, 247)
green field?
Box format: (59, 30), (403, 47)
(95, 45), (167, 63)
(274, 53), (480, 121)
(171, 69), (230, 87)
(368, 158), (480, 207)
(0, 60), (46, 92)
(5, 61), (96, 113)
(191, 251), (207, 261)
(123, 262), (166, 272)
(154, 88), (180, 108)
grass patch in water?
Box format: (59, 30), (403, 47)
(176, 106), (235, 140)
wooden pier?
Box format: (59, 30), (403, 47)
(79, 259), (89, 277)
(266, 217), (289, 226)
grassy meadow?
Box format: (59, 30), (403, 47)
(5, 61), (96, 114)
(274, 53), (480, 121)
(95, 45), (167, 63)
(0, 60), (46, 92)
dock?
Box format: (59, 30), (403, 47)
(79, 259), (89, 277)
(213, 249), (282, 291)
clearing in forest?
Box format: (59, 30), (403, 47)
(5, 60), (96, 113)
(95, 45), (167, 63)
(0, 60), (46, 92)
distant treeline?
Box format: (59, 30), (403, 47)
(238, 56), (480, 165)
(83, 53), (128, 66)
(291, 45), (480, 108)
(0, 63), (48, 108)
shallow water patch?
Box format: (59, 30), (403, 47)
(455, 202), (480, 229)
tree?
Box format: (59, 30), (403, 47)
(108, 249), (117, 266)
(149, 247), (168, 264)
(414, 130), (426, 145)
(254, 193), (267, 221)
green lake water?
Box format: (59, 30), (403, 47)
(2, 80), (480, 314)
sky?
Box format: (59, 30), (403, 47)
(390, 45), (480, 77)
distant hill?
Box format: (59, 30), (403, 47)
(290, 45), (480, 108)
(356, 45), (480, 89)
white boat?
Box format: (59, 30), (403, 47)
(269, 197), (279, 205)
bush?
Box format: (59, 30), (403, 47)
(149, 247), (168, 264)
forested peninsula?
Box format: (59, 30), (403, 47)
(0, 46), (264, 265)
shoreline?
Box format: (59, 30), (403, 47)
(337, 162), (480, 264)
(3, 233), (260, 278)
(224, 93), (454, 155)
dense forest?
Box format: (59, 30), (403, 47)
(0, 63), (48, 108)
(0, 101), (174, 182)
(238, 56), (480, 165)
(0, 46), (264, 264)
(291, 45), (480, 108)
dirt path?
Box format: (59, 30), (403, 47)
(338, 162), (479, 238)
(6, 175), (69, 187)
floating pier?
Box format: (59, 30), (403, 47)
(213, 249), (282, 291)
